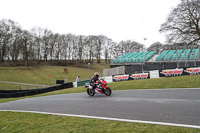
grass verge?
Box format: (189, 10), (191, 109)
(0, 64), (109, 87)
(0, 82), (46, 90)
(0, 111), (199, 133)
(1, 75), (200, 132)
(109, 75), (200, 90)
(1, 75), (200, 103)
(0, 86), (85, 103)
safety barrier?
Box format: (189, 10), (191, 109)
(0, 82), (73, 98)
(77, 80), (90, 87)
(112, 67), (200, 82)
(112, 73), (150, 82)
(159, 67), (200, 77)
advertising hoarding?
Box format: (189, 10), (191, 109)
(160, 69), (183, 77)
(184, 67), (200, 75)
(130, 73), (149, 80)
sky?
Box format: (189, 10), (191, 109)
(0, 0), (180, 47)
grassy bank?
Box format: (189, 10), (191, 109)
(109, 74), (200, 90)
(1, 72), (200, 132)
(0, 86), (86, 103)
(0, 111), (199, 133)
(1, 74), (200, 103)
(0, 64), (109, 88)
(0, 82), (46, 90)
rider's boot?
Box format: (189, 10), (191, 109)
(101, 87), (104, 93)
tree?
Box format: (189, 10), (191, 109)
(11, 28), (24, 62)
(31, 27), (44, 63)
(21, 30), (32, 66)
(147, 42), (163, 53)
(160, 0), (200, 45)
(95, 35), (106, 63)
(65, 33), (74, 60)
(1, 18), (150, 64)
(86, 35), (97, 62)
(41, 29), (52, 61)
(55, 33), (63, 61)
(115, 40), (143, 57)
(104, 38), (112, 63)
(77, 35), (86, 62)
(0, 19), (16, 62)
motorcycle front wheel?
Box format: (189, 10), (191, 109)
(87, 88), (95, 96)
(105, 87), (112, 96)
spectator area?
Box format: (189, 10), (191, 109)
(113, 51), (156, 63)
(113, 49), (199, 64)
(156, 49), (199, 61)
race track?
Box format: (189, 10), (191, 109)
(0, 88), (200, 128)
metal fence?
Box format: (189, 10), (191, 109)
(0, 82), (73, 98)
(103, 66), (125, 77)
(77, 80), (90, 87)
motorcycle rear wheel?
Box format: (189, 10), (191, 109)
(105, 87), (112, 96)
(87, 88), (95, 96)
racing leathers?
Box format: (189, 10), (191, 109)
(90, 75), (99, 90)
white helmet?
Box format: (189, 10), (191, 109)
(94, 72), (99, 77)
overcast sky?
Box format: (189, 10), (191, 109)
(0, 0), (180, 47)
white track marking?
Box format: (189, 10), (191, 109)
(0, 110), (200, 129)
(114, 88), (200, 91)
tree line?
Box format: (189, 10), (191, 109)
(1, 0), (199, 66)
(160, 0), (200, 45)
(0, 19), (145, 66)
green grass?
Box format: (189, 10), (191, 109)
(0, 83), (46, 90)
(1, 68), (200, 132)
(109, 75), (200, 90)
(1, 74), (200, 104)
(0, 86), (86, 103)
(0, 111), (199, 133)
(0, 64), (109, 88)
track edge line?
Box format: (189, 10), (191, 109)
(0, 110), (200, 129)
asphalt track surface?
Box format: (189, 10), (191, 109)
(0, 88), (200, 128)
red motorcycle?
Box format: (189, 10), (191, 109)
(85, 78), (112, 96)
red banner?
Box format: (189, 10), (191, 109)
(130, 73), (149, 80)
(184, 67), (200, 75)
(160, 69), (183, 77)
(113, 75), (129, 81)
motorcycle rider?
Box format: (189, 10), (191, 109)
(90, 72), (100, 90)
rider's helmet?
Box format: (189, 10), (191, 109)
(94, 72), (99, 78)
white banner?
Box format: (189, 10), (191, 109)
(184, 67), (200, 75)
(130, 73), (149, 80)
(160, 69), (183, 77)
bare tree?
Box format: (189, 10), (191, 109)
(94, 35), (107, 63)
(1, 18), (148, 65)
(115, 40), (144, 57)
(86, 35), (97, 62)
(31, 27), (43, 63)
(41, 29), (52, 61)
(77, 35), (87, 62)
(104, 38), (112, 63)
(21, 30), (32, 66)
(160, 0), (200, 45)
(9, 23), (23, 62)
(147, 42), (163, 53)
(0, 19), (17, 62)
(65, 33), (74, 60)
(55, 33), (63, 61)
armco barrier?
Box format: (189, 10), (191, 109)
(77, 80), (90, 87)
(0, 82), (73, 98)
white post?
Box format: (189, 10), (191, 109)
(88, 63), (90, 79)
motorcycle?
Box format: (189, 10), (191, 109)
(85, 78), (112, 96)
